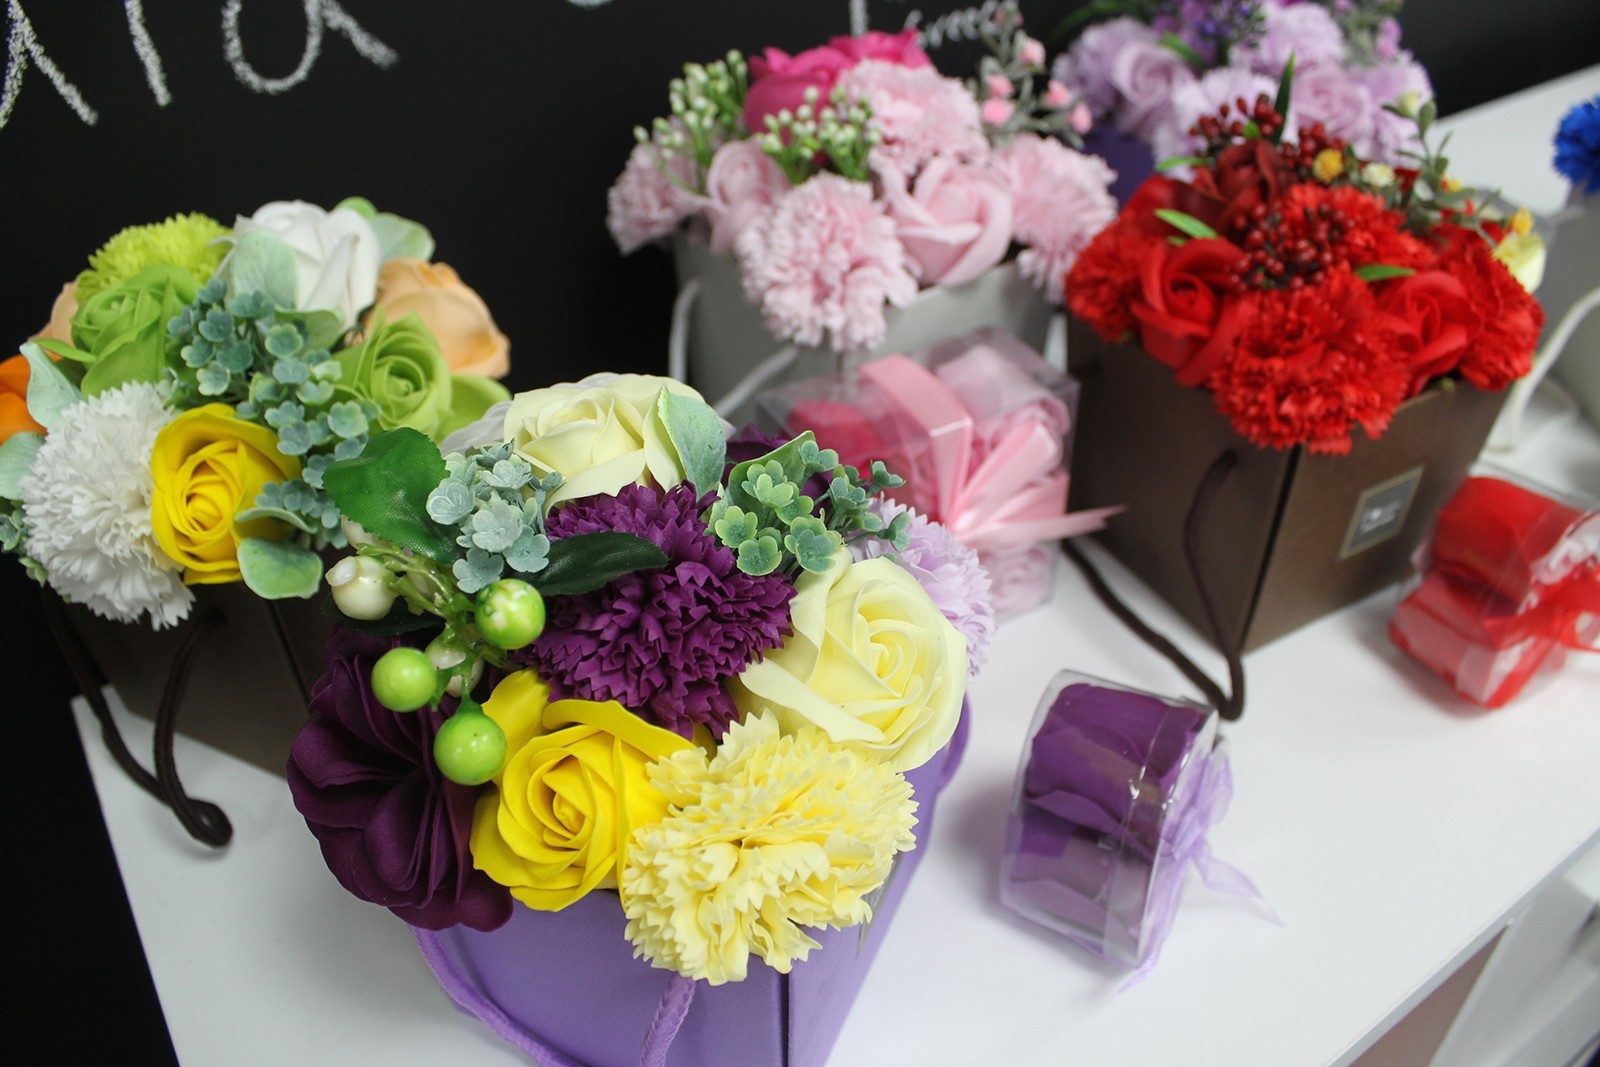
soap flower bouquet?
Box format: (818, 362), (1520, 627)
(1, 198), (512, 627)
(606, 3), (1117, 353)
(287, 371), (989, 987)
(1065, 73), (1545, 455)
(1053, 1), (1432, 170)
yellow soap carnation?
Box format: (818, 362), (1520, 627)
(470, 670), (694, 911)
(620, 712), (918, 985)
(149, 403), (301, 583)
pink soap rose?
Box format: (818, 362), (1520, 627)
(744, 43), (856, 132)
(704, 139), (789, 254)
(829, 29), (931, 68)
(884, 156), (1014, 287)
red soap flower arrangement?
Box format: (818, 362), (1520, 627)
(1067, 71), (1544, 455)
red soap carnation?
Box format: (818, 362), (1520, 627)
(1065, 223), (1163, 343)
(1211, 268), (1410, 455)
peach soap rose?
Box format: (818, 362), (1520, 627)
(373, 259), (510, 379)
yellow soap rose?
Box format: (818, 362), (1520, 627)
(149, 404), (301, 583)
(729, 547), (967, 772)
(470, 670), (695, 911)
(501, 373), (703, 507)
(372, 259), (510, 379)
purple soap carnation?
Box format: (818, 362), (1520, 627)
(287, 628), (513, 932)
(518, 484), (794, 737)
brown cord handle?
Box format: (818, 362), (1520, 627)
(42, 590), (234, 847)
(1062, 450), (1246, 721)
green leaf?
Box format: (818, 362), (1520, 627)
(1154, 209), (1219, 240)
(736, 534), (781, 576)
(0, 431), (43, 499)
(1155, 155), (1208, 171)
(234, 503), (319, 534)
(19, 342), (81, 431)
(1354, 264), (1417, 282)
(1273, 54), (1296, 137)
(1157, 32), (1205, 70)
(322, 428), (457, 564)
(656, 388), (726, 500)
(724, 431), (830, 511)
(533, 531), (669, 596)
(237, 537), (324, 599)
(369, 211), (436, 263)
(224, 232), (300, 311)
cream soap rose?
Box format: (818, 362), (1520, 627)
(729, 546), (966, 772)
(501, 373), (705, 507)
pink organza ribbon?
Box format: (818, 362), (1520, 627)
(857, 352), (1119, 552)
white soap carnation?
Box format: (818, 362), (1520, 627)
(19, 382), (194, 628)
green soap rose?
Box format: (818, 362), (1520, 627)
(69, 264), (199, 397)
(332, 312), (454, 439)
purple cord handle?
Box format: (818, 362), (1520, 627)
(638, 974), (698, 1067)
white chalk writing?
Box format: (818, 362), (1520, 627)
(223, 0), (396, 95)
(1, 0), (98, 127)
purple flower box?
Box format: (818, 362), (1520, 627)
(413, 705), (966, 1067)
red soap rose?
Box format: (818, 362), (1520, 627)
(1129, 237), (1248, 387)
(1376, 270), (1483, 396)
(1435, 226), (1543, 391)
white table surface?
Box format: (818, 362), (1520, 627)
(72, 69), (1600, 1067)
(74, 396), (1600, 1067)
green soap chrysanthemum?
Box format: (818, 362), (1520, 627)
(75, 213), (231, 300)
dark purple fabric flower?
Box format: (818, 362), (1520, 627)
(287, 627), (513, 932)
(518, 483), (794, 737)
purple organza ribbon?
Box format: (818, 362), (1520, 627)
(1121, 750), (1274, 991)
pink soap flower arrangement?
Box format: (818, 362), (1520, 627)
(607, 6), (1116, 353)
(1052, 1), (1431, 170)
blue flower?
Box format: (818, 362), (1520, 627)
(1553, 96), (1600, 195)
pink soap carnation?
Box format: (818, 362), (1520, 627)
(883, 156), (1014, 287)
(837, 60), (989, 178)
(704, 139), (790, 254)
(994, 134), (1118, 301)
(606, 141), (706, 254)
(735, 172), (917, 352)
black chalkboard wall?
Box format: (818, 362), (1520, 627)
(0, 2), (1595, 1063)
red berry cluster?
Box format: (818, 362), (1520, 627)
(1191, 94), (1285, 158)
(1232, 200), (1349, 291)
(1279, 120), (1347, 176)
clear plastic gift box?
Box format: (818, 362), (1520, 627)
(999, 671), (1229, 969)
(757, 327), (1110, 616)
(1389, 473), (1600, 708)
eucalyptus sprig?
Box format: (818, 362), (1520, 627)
(708, 431), (909, 577)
